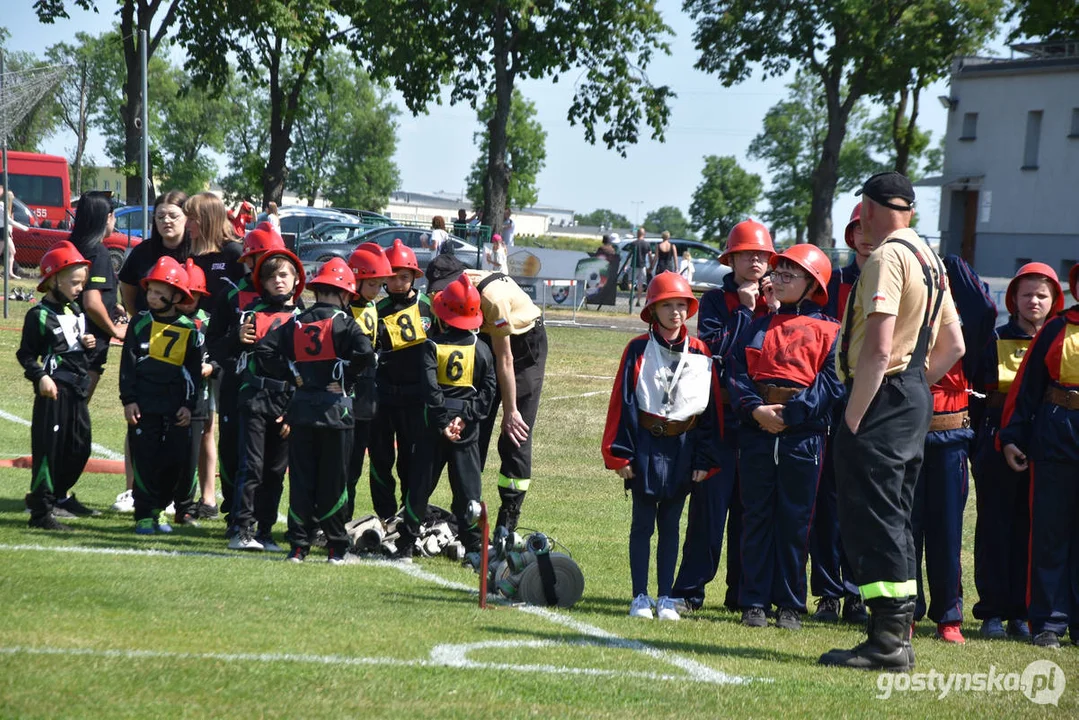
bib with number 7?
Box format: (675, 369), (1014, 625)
(148, 321), (191, 366)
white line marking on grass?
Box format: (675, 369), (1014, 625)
(545, 390), (608, 402)
(546, 374), (615, 380)
(0, 408), (124, 461)
(0, 543), (757, 686)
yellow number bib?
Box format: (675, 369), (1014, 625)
(148, 321), (191, 367)
(382, 303), (426, 350)
(351, 304), (378, 341)
(995, 338), (1030, 392)
(1060, 324), (1079, 385)
(436, 343), (475, 388)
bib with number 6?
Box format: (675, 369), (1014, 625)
(148, 321), (191, 366)
(383, 303), (426, 350)
(436, 342), (475, 388)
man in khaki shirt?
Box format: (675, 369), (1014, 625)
(426, 255), (547, 535)
(820, 172), (965, 672)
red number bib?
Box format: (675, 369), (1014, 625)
(292, 317), (338, 363)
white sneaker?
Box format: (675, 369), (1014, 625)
(228, 532), (264, 551)
(164, 502), (176, 516)
(656, 596), (681, 621)
(629, 593), (654, 619)
(111, 490), (135, 513)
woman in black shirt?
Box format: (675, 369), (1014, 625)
(184, 192), (245, 311)
(118, 190), (189, 314)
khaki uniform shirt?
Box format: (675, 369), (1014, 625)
(837, 228), (959, 383)
(463, 269), (541, 338)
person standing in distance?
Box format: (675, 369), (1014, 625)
(819, 171), (964, 672)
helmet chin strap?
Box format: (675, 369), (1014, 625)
(266, 291), (293, 305)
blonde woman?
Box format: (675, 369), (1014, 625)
(679, 250), (694, 283)
(266, 201), (281, 231)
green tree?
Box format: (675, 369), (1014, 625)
(575, 209), (632, 229)
(218, 79), (271, 202)
(686, 0), (1001, 246)
(643, 206), (693, 240)
(289, 51), (400, 210)
(36, 0), (184, 203)
(688, 155), (762, 243)
(176, 0), (362, 206)
(46, 33), (111, 195)
(466, 90), (546, 213)
(1007, 0), (1079, 41)
(348, 0), (674, 232)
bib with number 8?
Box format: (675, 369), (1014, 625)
(148, 321), (191, 366)
(383, 303), (426, 350)
(436, 342), (475, 388)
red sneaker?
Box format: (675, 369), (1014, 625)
(936, 621), (965, 644)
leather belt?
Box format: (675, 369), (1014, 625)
(638, 412), (698, 437)
(985, 391), (1007, 409)
(928, 410), (970, 432)
(754, 382), (804, 405)
(1045, 386), (1079, 410)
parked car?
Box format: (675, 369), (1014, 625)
(9, 196), (39, 228)
(331, 209), (396, 227)
(255, 205), (357, 247)
(13, 225), (141, 276)
(298, 225), (482, 287)
(113, 205), (151, 239)
(297, 221), (367, 245)
(614, 237), (730, 292)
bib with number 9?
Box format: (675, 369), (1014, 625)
(383, 303), (426, 350)
(148, 321), (191, 366)
(351, 304), (378, 341)
(436, 342), (475, 388)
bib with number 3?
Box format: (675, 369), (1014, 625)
(436, 342), (475, 388)
(292, 317), (338, 363)
(148, 321), (191, 366)
(383, 303), (426, 350)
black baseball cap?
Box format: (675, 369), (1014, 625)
(425, 254), (468, 294)
(856, 171), (915, 211)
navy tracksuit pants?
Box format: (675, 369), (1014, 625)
(630, 489), (688, 598)
(672, 437), (738, 609)
(1028, 460), (1079, 639)
(809, 434), (859, 600)
(911, 427), (970, 624)
(971, 437), (1029, 623)
(737, 430), (823, 612)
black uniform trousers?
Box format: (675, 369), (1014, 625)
(129, 413), (193, 523)
(368, 399), (429, 520)
(810, 433), (860, 600)
(971, 441), (1030, 622)
(216, 373), (241, 526)
(179, 417), (205, 514)
(347, 419), (372, 520)
(413, 433), (486, 553)
(834, 369), (932, 599)
(232, 407), (289, 534)
(28, 387), (91, 521)
(287, 425), (352, 554)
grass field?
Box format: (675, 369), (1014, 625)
(0, 288), (1075, 718)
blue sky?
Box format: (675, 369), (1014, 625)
(5, 0), (968, 241)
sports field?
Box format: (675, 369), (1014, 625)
(0, 287), (1074, 718)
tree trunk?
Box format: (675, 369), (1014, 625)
(262, 125), (289, 208)
(892, 84), (921, 177)
(73, 63), (88, 196)
(806, 84), (856, 248)
(481, 7), (513, 231)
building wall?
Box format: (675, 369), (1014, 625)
(938, 57), (1079, 278)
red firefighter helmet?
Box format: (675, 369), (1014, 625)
(844, 204), (862, 250)
(309, 256), (358, 297)
(252, 247), (305, 299)
(141, 256), (193, 303)
(641, 271), (699, 323)
(720, 219), (776, 266)
(433, 273), (483, 330)
(182, 258), (209, 298)
(37, 240), (90, 292)
(348, 242), (394, 279)
(240, 222), (286, 260)
(1006, 262), (1064, 316)
(1069, 262), (1078, 303)
(770, 243), (833, 305)
(384, 238), (421, 278)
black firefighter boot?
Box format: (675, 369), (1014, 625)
(818, 598), (914, 672)
(495, 486), (526, 534)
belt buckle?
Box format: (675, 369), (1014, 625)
(962, 415), (971, 429)
(1067, 389), (1079, 407)
(649, 418), (668, 437)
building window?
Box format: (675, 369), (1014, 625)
(1070, 108), (1079, 138)
(1015, 258), (1032, 273)
(103, 180), (110, 191)
(960, 112), (977, 140)
(1062, 259), (1077, 279)
(1022, 110), (1042, 169)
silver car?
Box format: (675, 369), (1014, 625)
(614, 238), (730, 292)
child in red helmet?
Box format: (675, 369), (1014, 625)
(728, 245), (843, 630)
(119, 256), (203, 535)
(369, 239), (434, 522)
(997, 262), (1079, 649)
(971, 262), (1063, 640)
(345, 242), (394, 519)
(18, 242), (99, 530)
(206, 222), (286, 527)
(172, 259), (219, 526)
(229, 245), (305, 552)
(395, 273), (497, 560)
(258, 257), (376, 564)
(602, 271), (721, 621)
